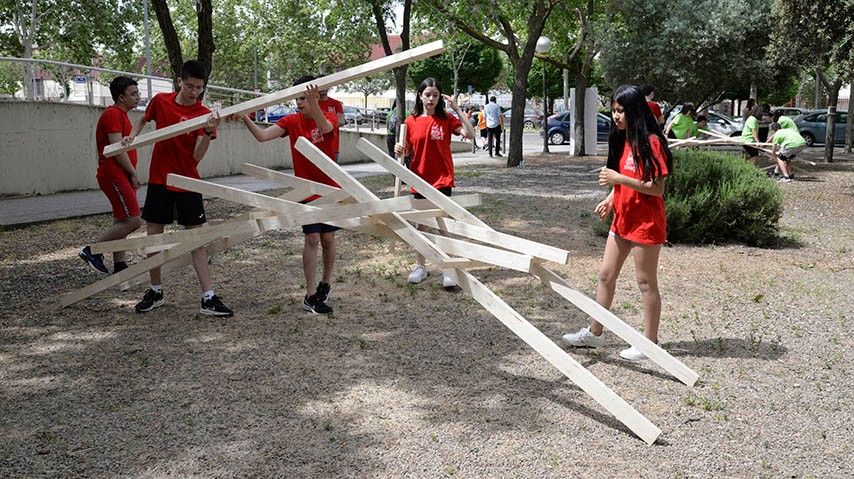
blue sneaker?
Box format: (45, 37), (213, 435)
(79, 246), (109, 274)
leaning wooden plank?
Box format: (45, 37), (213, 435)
(530, 262), (700, 387)
(414, 216), (569, 265)
(241, 164), (340, 197)
(358, 139), (489, 228)
(60, 222), (255, 307)
(295, 137), (449, 266)
(452, 268), (662, 444)
(90, 221), (254, 255)
(414, 193), (480, 209)
(104, 41), (445, 158)
(422, 232), (534, 273)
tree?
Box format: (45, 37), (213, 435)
(406, 40), (503, 99)
(368, 0), (411, 146)
(421, 0), (570, 167)
(599, 0), (784, 111)
(342, 75), (393, 108)
(0, 0), (136, 99)
(150, 0), (214, 90)
(768, 0), (854, 160)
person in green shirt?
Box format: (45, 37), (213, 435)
(665, 102), (696, 140)
(741, 103), (770, 164)
(768, 122), (806, 182)
(771, 110), (798, 130)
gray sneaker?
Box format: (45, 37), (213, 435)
(562, 327), (606, 348)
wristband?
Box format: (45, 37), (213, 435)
(204, 129), (214, 137)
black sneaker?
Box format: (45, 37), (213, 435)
(316, 282), (331, 303)
(201, 295), (234, 317)
(135, 289), (164, 313)
(79, 246), (109, 274)
(113, 262), (128, 274)
(303, 294), (333, 315)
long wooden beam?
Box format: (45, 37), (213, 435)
(104, 41), (445, 158)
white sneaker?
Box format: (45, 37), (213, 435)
(407, 265), (428, 284)
(562, 327), (606, 348)
(442, 274), (457, 288)
(619, 344), (654, 361)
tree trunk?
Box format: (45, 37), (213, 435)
(846, 77), (853, 153)
(196, 0), (215, 92)
(151, 0), (184, 90)
(823, 79), (841, 163)
(506, 59), (533, 167)
(572, 62), (585, 157)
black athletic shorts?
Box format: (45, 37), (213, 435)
(142, 183), (206, 226)
(413, 186), (452, 200)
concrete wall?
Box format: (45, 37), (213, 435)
(1, 101), (461, 197)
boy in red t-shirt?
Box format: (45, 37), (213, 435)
(640, 84), (664, 126)
(125, 60), (232, 317)
(78, 76), (143, 275)
(231, 75), (339, 315)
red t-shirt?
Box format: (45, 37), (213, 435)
(647, 100), (663, 120)
(96, 105), (138, 182)
(611, 136), (669, 244)
(144, 92), (215, 190)
(276, 111), (340, 200)
(404, 114), (463, 192)
(318, 97), (344, 153)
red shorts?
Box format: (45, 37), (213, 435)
(97, 175), (140, 219)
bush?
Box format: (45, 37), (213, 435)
(664, 149), (783, 246)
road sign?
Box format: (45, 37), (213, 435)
(75, 76), (87, 83)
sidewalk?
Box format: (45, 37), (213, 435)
(0, 147), (508, 228)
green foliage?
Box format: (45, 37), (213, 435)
(665, 149), (783, 247)
(406, 40), (503, 96)
(0, 60), (19, 94)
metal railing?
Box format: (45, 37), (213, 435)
(0, 56), (263, 109)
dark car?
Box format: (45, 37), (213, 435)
(541, 111), (612, 145)
(772, 107), (808, 118)
(262, 104), (295, 123)
(794, 109), (848, 146)
(503, 106), (544, 129)
(373, 106), (391, 124)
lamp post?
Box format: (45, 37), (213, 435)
(536, 36), (552, 153)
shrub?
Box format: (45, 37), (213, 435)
(664, 149), (783, 246)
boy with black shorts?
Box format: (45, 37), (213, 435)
(126, 60), (233, 317)
(79, 76), (143, 275)
(231, 76), (339, 315)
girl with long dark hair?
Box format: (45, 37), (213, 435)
(563, 85), (674, 361)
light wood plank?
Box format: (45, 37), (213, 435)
(104, 41), (445, 158)
(530, 262), (700, 387)
(422, 232), (534, 273)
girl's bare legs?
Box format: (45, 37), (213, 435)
(589, 234), (633, 335)
(632, 242), (662, 342)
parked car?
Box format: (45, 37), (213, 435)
(772, 107), (808, 118)
(262, 104), (295, 123)
(794, 109), (849, 146)
(503, 106), (544, 129)
(343, 105), (363, 124)
(373, 106), (391, 124)
(541, 112), (612, 145)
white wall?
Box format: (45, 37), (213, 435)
(0, 101), (467, 196)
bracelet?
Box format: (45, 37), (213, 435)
(204, 129), (214, 137)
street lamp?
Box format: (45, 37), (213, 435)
(536, 36), (552, 153)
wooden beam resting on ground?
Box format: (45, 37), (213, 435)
(422, 232), (534, 273)
(530, 262), (700, 387)
(450, 268), (662, 445)
(103, 41), (445, 158)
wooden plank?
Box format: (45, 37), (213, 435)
(294, 137), (449, 266)
(451, 268), (662, 444)
(241, 164), (340, 197)
(104, 41), (445, 158)
(530, 262), (700, 387)
(358, 139), (490, 228)
(60, 221), (256, 307)
(422, 232), (534, 273)
(389, 123), (408, 253)
(414, 216), (570, 265)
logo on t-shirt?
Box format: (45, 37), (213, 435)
(430, 124), (445, 140)
(623, 151), (636, 172)
(310, 128), (324, 144)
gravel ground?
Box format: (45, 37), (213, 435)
(1, 152), (852, 478)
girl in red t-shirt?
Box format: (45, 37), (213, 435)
(563, 85), (674, 361)
(394, 78), (475, 288)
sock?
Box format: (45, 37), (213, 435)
(203, 290), (215, 301)
(150, 284), (162, 293)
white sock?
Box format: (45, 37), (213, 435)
(150, 284), (162, 293)
(203, 290), (215, 301)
